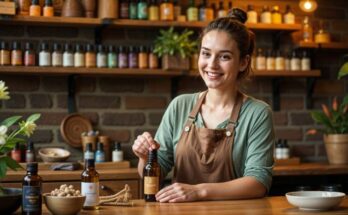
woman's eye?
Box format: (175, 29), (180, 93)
(201, 51), (210, 57)
(220, 55), (231, 60)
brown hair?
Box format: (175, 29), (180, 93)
(200, 8), (255, 81)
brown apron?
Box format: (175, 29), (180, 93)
(173, 91), (244, 184)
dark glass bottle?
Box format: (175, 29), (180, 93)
(25, 141), (35, 163)
(81, 159), (100, 210)
(143, 149), (160, 202)
(22, 162), (42, 215)
(95, 142), (105, 163)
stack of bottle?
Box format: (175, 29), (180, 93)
(10, 141), (36, 163)
(119, 0), (234, 21)
(246, 4), (295, 24)
(0, 41), (160, 69)
(252, 48), (311, 71)
(17, 0), (55, 17)
(84, 142), (124, 163)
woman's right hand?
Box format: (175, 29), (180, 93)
(132, 132), (159, 161)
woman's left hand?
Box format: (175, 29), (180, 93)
(155, 183), (203, 203)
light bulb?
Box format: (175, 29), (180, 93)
(299, 0), (318, 13)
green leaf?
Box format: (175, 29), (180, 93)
(0, 158), (7, 179)
(27, 113), (41, 122)
(310, 111), (333, 132)
(1, 116), (22, 127)
(338, 62), (348, 79)
(4, 156), (22, 171)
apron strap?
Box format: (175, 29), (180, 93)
(226, 91), (244, 132)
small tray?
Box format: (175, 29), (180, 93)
(60, 114), (92, 148)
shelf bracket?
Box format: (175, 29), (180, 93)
(68, 75), (77, 114)
(95, 19), (113, 44)
(272, 78), (281, 111)
(171, 77), (180, 100)
(306, 77), (316, 109)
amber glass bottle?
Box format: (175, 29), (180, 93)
(143, 149), (161, 202)
(22, 162), (42, 215)
(81, 159), (100, 210)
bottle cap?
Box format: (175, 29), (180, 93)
(41, 43), (49, 51)
(97, 44), (105, 52)
(1, 41), (9, 50)
(27, 141), (34, 150)
(27, 162), (38, 172)
(53, 43), (61, 51)
(12, 41), (20, 50)
(139, 46), (147, 53)
(114, 142), (121, 150)
(65, 43), (73, 52)
(108, 45), (115, 53)
(86, 44), (95, 52)
(45, 0), (53, 6)
(86, 143), (93, 151)
(97, 142), (104, 151)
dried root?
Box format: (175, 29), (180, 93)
(99, 184), (133, 207)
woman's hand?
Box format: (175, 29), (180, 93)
(132, 132), (159, 160)
(156, 183), (204, 203)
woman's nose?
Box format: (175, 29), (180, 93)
(207, 56), (219, 69)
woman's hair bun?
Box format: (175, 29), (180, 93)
(227, 8), (248, 24)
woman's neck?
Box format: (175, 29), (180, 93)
(205, 88), (238, 110)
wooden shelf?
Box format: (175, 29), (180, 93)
(297, 41), (348, 50)
(188, 69), (321, 77)
(0, 15), (302, 32)
(0, 66), (185, 77)
(0, 15), (100, 27)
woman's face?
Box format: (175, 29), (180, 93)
(198, 30), (248, 91)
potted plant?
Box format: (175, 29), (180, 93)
(153, 27), (198, 71)
(308, 56), (348, 164)
(0, 80), (40, 214)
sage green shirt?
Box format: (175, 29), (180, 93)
(154, 92), (275, 191)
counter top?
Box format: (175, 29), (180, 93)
(4, 162), (348, 182)
(24, 196), (348, 215)
(273, 163), (348, 176)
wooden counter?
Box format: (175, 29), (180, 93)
(274, 163), (348, 176)
(16, 196), (348, 215)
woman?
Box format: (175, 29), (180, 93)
(132, 8), (275, 202)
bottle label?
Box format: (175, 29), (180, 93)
(97, 54), (107, 68)
(187, 8), (198, 21)
(26, 152), (35, 162)
(144, 176), (159, 195)
(95, 153), (105, 163)
(84, 151), (94, 160)
(112, 151), (124, 162)
(81, 182), (99, 207)
(247, 11), (257, 23)
(22, 185), (41, 212)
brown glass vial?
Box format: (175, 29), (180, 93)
(24, 42), (36, 66)
(0, 41), (11, 66)
(22, 162), (42, 215)
(143, 149), (161, 202)
(81, 159), (100, 210)
(11, 41), (23, 66)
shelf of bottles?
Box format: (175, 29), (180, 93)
(0, 0), (302, 32)
(297, 41), (348, 50)
(0, 66), (185, 77)
(188, 69), (321, 78)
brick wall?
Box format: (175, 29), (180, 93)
(0, 0), (348, 165)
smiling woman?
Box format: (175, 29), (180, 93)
(132, 8), (275, 203)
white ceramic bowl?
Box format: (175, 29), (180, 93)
(286, 191), (345, 211)
(39, 148), (71, 163)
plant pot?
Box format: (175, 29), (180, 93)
(162, 54), (190, 71)
(324, 134), (348, 164)
(61, 0), (83, 17)
(81, 0), (96, 18)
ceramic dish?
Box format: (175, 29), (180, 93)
(60, 114), (93, 148)
(286, 191), (345, 211)
(39, 148), (71, 163)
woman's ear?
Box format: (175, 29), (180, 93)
(239, 55), (250, 72)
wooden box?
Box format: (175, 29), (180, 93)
(0, 2), (15, 15)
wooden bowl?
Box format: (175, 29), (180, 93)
(43, 194), (86, 215)
(38, 148), (71, 163)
